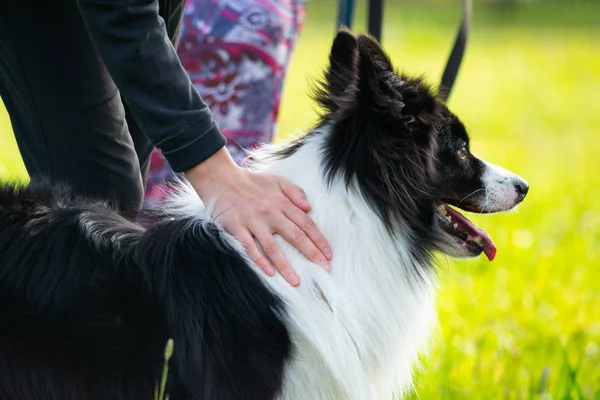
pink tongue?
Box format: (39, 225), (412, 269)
(444, 205), (497, 261)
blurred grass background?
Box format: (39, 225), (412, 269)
(1, 0), (599, 398)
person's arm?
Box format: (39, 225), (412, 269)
(76, 0), (332, 285)
(77, 0), (223, 172)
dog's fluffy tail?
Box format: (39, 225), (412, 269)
(0, 180), (292, 400)
(0, 180), (166, 399)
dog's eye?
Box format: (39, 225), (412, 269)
(457, 147), (468, 158)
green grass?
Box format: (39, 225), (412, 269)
(1, 1), (600, 398)
(0, 104), (26, 180)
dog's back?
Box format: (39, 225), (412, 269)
(0, 181), (292, 400)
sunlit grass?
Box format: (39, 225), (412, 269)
(0, 103), (26, 180)
(1, 1), (599, 398)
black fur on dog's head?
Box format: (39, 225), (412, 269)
(312, 29), (441, 233)
(277, 29), (528, 263)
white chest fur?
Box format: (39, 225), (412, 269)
(254, 138), (437, 399)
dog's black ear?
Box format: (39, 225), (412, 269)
(330, 27), (358, 75)
(355, 34), (406, 115)
(356, 34), (394, 76)
(312, 28), (359, 116)
(356, 34), (438, 122)
(353, 33), (439, 171)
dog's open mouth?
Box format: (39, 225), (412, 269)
(435, 201), (497, 261)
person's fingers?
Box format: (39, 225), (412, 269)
(278, 176), (333, 262)
(231, 227), (275, 276)
(277, 177), (311, 212)
(252, 226), (300, 286)
(283, 206), (332, 266)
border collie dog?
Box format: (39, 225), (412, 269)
(0, 30), (528, 400)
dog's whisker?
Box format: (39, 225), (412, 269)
(457, 188), (486, 206)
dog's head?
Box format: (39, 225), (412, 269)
(302, 29), (529, 262)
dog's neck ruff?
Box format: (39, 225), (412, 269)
(166, 130), (437, 399)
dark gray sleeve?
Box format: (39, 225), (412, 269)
(77, 0), (227, 172)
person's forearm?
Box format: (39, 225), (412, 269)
(77, 0), (226, 172)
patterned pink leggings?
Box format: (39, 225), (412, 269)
(143, 0), (306, 209)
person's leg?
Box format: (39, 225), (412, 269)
(0, 0), (145, 219)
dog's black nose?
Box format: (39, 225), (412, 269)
(514, 179), (529, 201)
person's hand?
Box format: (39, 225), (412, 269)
(185, 147), (332, 286)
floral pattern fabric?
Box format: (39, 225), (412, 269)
(143, 0), (306, 209)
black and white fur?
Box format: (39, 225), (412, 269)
(0, 30), (528, 400)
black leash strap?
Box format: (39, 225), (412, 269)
(335, 0), (472, 103)
(439, 0), (472, 102)
(336, 0), (355, 28)
(368, 0), (384, 42)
